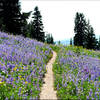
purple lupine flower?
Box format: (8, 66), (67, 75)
(86, 96), (89, 100)
(18, 88), (21, 96)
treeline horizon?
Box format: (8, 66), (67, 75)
(72, 12), (100, 50)
(0, 0), (100, 50)
(0, 0), (54, 44)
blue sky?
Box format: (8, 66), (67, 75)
(20, 0), (100, 42)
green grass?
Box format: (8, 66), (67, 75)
(52, 45), (100, 99)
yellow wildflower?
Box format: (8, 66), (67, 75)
(19, 75), (22, 78)
(0, 81), (4, 85)
(75, 62), (77, 65)
(13, 67), (17, 71)
(13, 78), (16, 81)
(21, 67), (23, 69)
(25, 81), (28, 84)
(21, 78), (24, 80)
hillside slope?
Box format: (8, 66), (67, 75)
(53, 46), (100, 99)
(0, 32), (52, 99)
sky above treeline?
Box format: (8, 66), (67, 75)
(20, 0), (100, 42)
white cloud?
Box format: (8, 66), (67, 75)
(20, 0), (100, 41)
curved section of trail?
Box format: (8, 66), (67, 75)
(40, 51), (57, 99)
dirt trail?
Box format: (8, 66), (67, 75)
(40, 51), (57, 99)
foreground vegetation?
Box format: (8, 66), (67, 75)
(0, 32), (52, 99)
(0, 31), (100, 99)
(53, 45), (100, 99)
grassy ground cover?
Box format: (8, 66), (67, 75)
(0, 32), (52, 99)
(53, 45), (100, 99)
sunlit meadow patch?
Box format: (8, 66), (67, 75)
(53, 46), (100, 99)
(0, 32), (52, 99)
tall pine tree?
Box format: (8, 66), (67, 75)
(98, 36), (100, 50)
(31, 6), (45, 42)
(74, 12), (98, 49)
(70, 38), (72, 45)
(45, 34), (54, 44)
(74, 12), (87, 47)
(0, 0), (22, 34)
(85, 21), (97, 49)
(21, 11), (32, 37)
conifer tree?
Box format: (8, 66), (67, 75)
(21, 11), (32, 37)
(74, 12), (87, 47)
(70, 38), (72, 45)
(86, 26), (97, 49)
(45, 34), (54, 44)
(0, 0), (22, 34)
(31, 6), (45, 42)
(50, 34), (54, 44)
(26, 21), (33, 38)
(98, 36), (100, 50)
(84, 20), (98, 49)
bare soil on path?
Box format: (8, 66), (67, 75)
(40, 51), (57, 99)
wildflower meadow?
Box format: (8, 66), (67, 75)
(0, 32), (100, 99)
(53, 46), (100, 99)
(0, 32), (52, 99)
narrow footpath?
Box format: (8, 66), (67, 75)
(40, 51), (57, 99)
